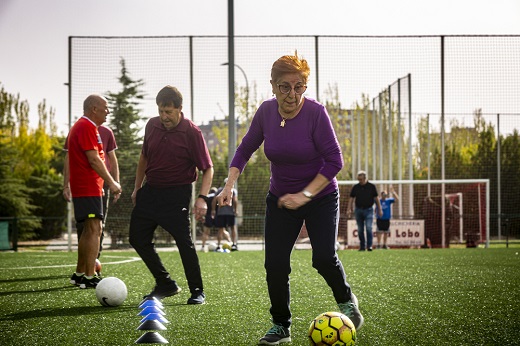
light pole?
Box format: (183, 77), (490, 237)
(221, 62), (249, 118)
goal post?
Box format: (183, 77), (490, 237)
(337, 179), (490, 248)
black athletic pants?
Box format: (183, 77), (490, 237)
(129, 183), (203, 293)
(264, 190), (351, 328)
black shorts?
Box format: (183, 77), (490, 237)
(377, 219), (390, 232)
(214, 214), (235, 228)
(73, 196), (103, 222)
(204, 214), (214, 228)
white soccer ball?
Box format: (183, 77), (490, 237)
(207, 242), (218, 252)
(95, 277), (128, 307)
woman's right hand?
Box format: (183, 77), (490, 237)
(216, 186), (233, 207)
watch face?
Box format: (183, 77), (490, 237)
(303, 190), (312, 198)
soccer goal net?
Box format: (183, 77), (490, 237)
(337, 179), (489, 248)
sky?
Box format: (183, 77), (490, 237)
(0, 0), (519, 135)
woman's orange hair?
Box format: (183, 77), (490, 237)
(271, 51), (310, 84)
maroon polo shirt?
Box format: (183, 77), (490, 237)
(142, 114), (212, 188)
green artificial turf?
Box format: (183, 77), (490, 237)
(0, 248), (519, 345)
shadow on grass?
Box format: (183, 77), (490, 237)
(0, 284), (77, 297)
(0, 274), (69, 284)
(0, 304), (135, 322)
(0, 274), (79, 297)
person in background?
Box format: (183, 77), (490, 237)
(129, 85), (213, 305)
(376, 185), (399, 249)
(67, 94), (121, 289)
(212, 178), (238, 251)
(63, 124), (120, 272)
(200, 187), (218, 252)
(217, 52), (363, 345)
(348, 171), (382, 251)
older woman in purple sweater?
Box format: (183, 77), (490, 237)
(217, 52), (363, 345)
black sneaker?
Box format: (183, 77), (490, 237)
(187, 289), (205, 305)
(79, 275), (101, 289)
(231, 244), (238, 251)
(338, 293), (364, 330)
(258, 324), (291, 345)
(142, 281), (182, 301)
(70, 273), (84, 286)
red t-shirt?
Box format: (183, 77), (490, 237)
(68, 117), (105, 197)
(142, 115), (213, 188)
(64, 125), (117, 179)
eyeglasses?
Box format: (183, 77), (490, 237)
(277, 84), (307, 95)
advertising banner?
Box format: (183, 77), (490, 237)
(346, 220), (424, 247)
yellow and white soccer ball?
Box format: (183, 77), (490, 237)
(308, 311), (356, 345)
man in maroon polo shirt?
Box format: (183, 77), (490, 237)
(129, 85), (213, 305)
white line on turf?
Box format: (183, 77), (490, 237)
(0, 256), (142, 270)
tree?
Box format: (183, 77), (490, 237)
(107, 58), (146, 146)
(104, 58), (146, 246)
(0, 85), (41, 239)
(323, 83), (352, 180)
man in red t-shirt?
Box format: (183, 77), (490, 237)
(63, 125), (120, 266)
(67, 94), (122, 289)
(129, 86), (213, 305)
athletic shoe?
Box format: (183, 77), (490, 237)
(376, 245), (381, 249)
(79, 275), (101, 289)
(383, 245), (389, 249)
(70, 273), (84, 286)
(231, 244), (238, 251)
(367, 247), (373, 252)
(258, 324), (291, 345)
(338, 293), (364, 330)
(187, 289), (205, 305)
(142, 280), (182, 301)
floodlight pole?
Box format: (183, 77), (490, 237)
(66, 36), (72, 253)
(221, 62), (249, 119)
(227, 0), (236, 169)
(497, 114), (501, 240)
(441, 36), (446, 248)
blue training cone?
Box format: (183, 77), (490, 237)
(139, 299), (164, 310)
(140, 313), (169, 324)
(138, 306), (165, 317)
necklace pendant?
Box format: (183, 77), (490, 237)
(280, 119), (286, 127)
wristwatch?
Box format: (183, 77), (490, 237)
(198, 194), (209, 203)
(302, 190), (313, 199)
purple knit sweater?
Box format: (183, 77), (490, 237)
(230, 97), (343, 198)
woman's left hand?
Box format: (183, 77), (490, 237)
(277, 192), (310, 210)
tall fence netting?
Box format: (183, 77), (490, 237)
(68, 35), (520, 247)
